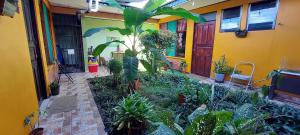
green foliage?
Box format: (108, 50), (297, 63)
(212, 111), (233, 134)
(84, 0), (201, 85)
(261, 85), (270, 98)
(49, 80), (59, 90)
(108, 59), (122, 75)
(24, 113), (34, 128)
(108, 59), (123, 84)
(140, 59), (154, 74)
(123, 57), (139, 82)
(113, 93), (154, 130)
(140, 30), (177, 75)
(184, 113), (217, 135)
(124, 49), (136, 57)
(89, 72), (300, 134)
(213, 55), (232, 74)
(92, 40), (126, 57)
(154, 7), (201, 23)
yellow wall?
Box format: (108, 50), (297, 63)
(0, 1), (38, 135)
(160, 0), (300, 86)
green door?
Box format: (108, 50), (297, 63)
(166, 21), (177, 56)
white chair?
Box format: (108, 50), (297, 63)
(228, 62), (255, 90)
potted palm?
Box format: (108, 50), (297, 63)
(83, 0), (203, 91)
(179, 60), (188, 73)
(213, 55), (230, 83)
(49, 80), (60, 96)
(113, 93), (153, 135)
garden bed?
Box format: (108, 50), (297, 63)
(88, 72), (300, 135)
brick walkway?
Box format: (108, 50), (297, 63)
(40, 67), (109, 135)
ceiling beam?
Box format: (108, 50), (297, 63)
(50, 6), (158, 23)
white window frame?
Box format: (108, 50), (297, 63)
(246, 0), (279, 31)
(220, 6), (243, 32)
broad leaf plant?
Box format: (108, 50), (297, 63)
(84, 0), (202, 89)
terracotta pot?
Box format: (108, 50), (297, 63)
(30, 128), (44, 135)
(178, 93), (186, 105)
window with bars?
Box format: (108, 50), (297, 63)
(247, 0), (279, 31)
(221, 6), (242, 32)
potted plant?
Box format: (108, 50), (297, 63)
(213, 55), (230, 83)
(49, 80), (60, 96)
(113, 93), (153, 135)
(108, 59), (123, 87)
(261, 85), (270, 98)
(24, 111), (47, 135)
(179, 60), (188, 73)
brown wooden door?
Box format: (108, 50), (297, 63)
(191, 21), (216, 77)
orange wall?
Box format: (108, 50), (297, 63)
(160, 0), (300, 86)
(0, 1), (39, 135)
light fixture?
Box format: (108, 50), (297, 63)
(88, 0), (99, 12)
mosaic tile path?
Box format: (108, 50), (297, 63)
(39, 67), (109, 135)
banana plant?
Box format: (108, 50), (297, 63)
(83, 0), (203, 88)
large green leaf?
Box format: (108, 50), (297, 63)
(84, 27), (132, 37)
(107, 27), (132, 35)
(123, 7), (151, 30)
(83, 27), (107, 37)
(184, 113), (216, 135)
(140, 60), (154, 74)
(144, 0), (166, 12)
(153, 7), (202, 23)
(212, 111), (233, 134)
(123, 57), (139, 81)
(92, 40), (125, 57)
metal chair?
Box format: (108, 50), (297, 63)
(56, 46), (74, 83)
(228, 62), (255, 90)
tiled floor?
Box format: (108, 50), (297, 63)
(39, 66), (110, 135)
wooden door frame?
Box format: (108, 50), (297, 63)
(22, 0), (47, 101)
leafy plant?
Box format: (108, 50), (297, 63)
(108, 59), (123, 85)
(140, 30), (177, 75)
(83, 0), (202, 88)
(113, 93), (154, 131)
(261, 85), (270, 98)
(213, 55), (231, 74)
(24, 110), (47, 130)
(179, 60), (187, 72)
(49, 80), (59, 90)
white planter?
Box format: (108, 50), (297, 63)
(215, 73), (225, 83)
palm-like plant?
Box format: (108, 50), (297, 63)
(83, 0), (202, 89)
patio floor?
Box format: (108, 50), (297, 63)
(39, 66), (109, 135)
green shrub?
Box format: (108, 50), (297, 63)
(108, 59), (122, 85)
(213, 55), (232, 74)
(113, 93), (154, 130)
(108, 59), (122, 76)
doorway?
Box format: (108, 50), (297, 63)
(53, 14), (84, 72)
(191, 12), (216, 77)
(22, 0), (47, 102)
